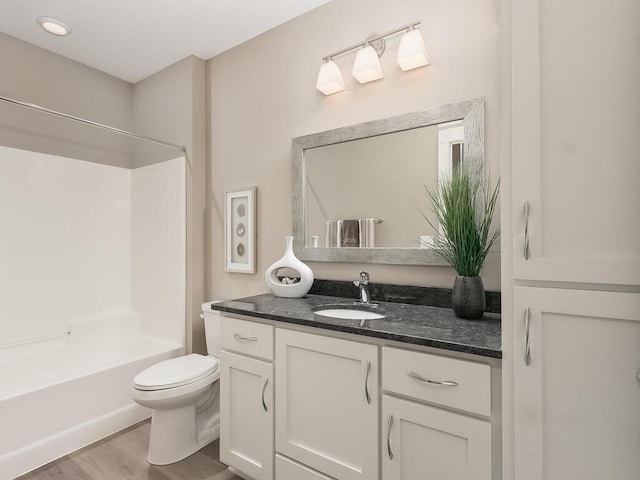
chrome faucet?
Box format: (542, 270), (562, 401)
(353, 270), (371, 304)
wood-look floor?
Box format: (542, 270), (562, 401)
(17, 421), (244, 480)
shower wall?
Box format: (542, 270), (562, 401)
(0, 146), (132, 346)
(0, 145), (186, 347)
(131, 158), (186, 344)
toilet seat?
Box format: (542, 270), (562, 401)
(134, 353), (219, 391)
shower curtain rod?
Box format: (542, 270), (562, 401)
(0, 95), (187, 152)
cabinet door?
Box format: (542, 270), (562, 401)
(513, 287), (640, 480)
(511, 0), (640, 285)
(275, 329), (378, 480)
(382, 395), (491, 480)
(220, 350), (274, 480)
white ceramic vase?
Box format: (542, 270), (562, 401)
(265, 236), (314, 298)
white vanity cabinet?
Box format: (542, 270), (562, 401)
(511, 0), (640, 287)
(219, 317), (274, 480)
(381, 347), (492, 480)
(507, 1), (640, 478)
(275, 328), (379, 480)
(218, 313), (499, 480)
(513, 287), (640, 480)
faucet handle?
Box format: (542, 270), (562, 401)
(358, 270), (369, 284)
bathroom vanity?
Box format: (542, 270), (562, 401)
(211, 294), (501, 480)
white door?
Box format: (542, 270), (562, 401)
(382, 395), (491, 480)
(511, 0), (640, 285)
(220, 350), (274, 480)
(513, 287), (640, 480)
(275, 329), (378, 480)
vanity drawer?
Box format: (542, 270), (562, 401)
(382, 347), (491, 417)
(220, 316), (274, 361)
(276, 454), (335, 480)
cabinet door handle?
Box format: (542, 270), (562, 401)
(523, 201), (531, 260)
(406, 371), (458, 387)
(524, 307), (532, 366)
(636, 367), (639, 388)
(386, 414), (394, 460)
(233, 333), (258, 342)
(261, 376), (269, 412)
(364, 360), (372, 404)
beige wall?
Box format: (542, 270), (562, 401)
(207, 0), (501, 301)
(0, 33), (132, 127)
(0, 33), (134, 166)
(133, 56), (207, 354)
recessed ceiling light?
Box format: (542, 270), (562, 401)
(37, 16), (72, 36)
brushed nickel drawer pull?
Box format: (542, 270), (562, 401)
(261, 377), (269, 412)
(387, 414), (394, 460)
(407, 371), (458, 387)
(523, 201), (531, 260)
(233, 333), (258, 342)
(364, 360), (372, 404)
(524, 307), (532, 367)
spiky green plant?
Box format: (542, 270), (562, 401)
(422, 163), (500, 277)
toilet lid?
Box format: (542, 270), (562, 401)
(134, 354), (219, 391)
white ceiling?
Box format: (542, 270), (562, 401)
(0, 0), (330, 83)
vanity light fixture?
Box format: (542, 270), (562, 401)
(316, 58), (346, 95)
(352, 42), (384, 84)
(37, 16), (72, 36)
(396, 25), (429, 71)
(316, 21), (428, 95)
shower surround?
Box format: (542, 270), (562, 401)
(0, 146), (186, 479)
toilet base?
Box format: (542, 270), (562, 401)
(147, 404), (219, 465)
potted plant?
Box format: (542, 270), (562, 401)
(422, 163), (500, 319)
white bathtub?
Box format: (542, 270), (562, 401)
(0, 313), (183, 480)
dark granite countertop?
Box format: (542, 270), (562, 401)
(210, 293), (502, 359)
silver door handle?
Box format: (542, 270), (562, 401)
(523, 201), (531, 260)
(387, 414), (394, 460)
(261, 376), (269, 412)
(407, 371), (458, 387)
(524, 307), (532, 366)
(636, 367), (639, 388)
(364, 360), (372, 404)
(233, 333), (258, 342)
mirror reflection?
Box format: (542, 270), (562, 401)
(292, 97), (484, 265)
(304, 121), (463, 249)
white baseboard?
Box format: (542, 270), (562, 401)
(0, 402), (150, 480)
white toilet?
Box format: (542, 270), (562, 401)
(132, 303), (222, 465)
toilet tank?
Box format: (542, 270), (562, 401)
(201, 301), (222, 358)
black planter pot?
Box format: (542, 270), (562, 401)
(452, 276), (486, 319)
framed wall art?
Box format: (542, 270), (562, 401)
(225, 187), (256, 273)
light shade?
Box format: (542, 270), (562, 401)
(316, 60), (345, 95)
(37, 16), (72, 36)
(352, 45), (383, 84)
(396, 28), (429, 71)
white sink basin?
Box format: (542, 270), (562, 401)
(314, 308), (385, 320)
